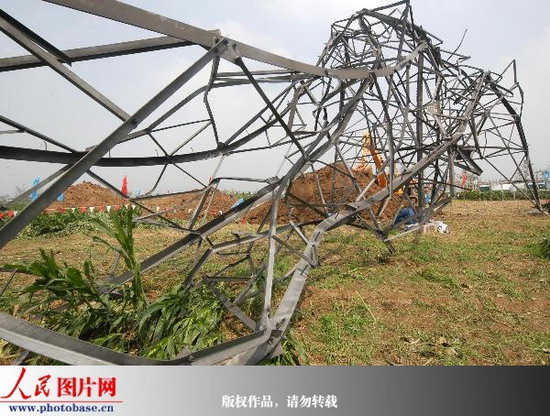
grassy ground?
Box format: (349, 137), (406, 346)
(295, 200), (549, 365)
(0, 200), (548, 365)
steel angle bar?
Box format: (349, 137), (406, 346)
(43, 0), (342, 77)
(309, 165), (330, 216)
(482, 158), (539, 202)
(486, 80), (541, 208)
(141, 164), (168, 197)
(0, 36), (195, 72)
(208, 224), (298, 255)
(0, 9), (71, 64)
(0, 0), (542, 366)
(0, 119), (187, 228)
(103, 181), (281, 288)
(147, 133), (206, 187)
(0, 114), (74, 152)
(0, 40), (228, 249)
(259, 194), (282, 328)
(86, 170), (187, 231)
(271, 235), (317, 267)
(0, 312), (269, 365)
(231, 91), (375, 365)
(187, 187), (215, 230)
(207, 256), (250, 278)
(202, 279), (257, 331)
(44, 0), (427, 80)
(236, 58), (307, 159)
(204, 56), (221, 145)
(134, 188), (205, 202)
(285, 192), (330, 219)
(363, 205), (387, 238)
(232, 76), (488, 364)
(0, 118), (181, 229)
(0, 313), (155, 365)
(163, 122), (211, 157)
(205, 277), (251, 283)
(7, 165), (70, 208)
(139, 76), (293, 145)
(200, 182), (222, 224)
(0, 129), (20, 135)
(0, 270), (17, 297)
(0, 13), (129, 121)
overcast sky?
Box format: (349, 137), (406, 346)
(1, 0), (549, 196)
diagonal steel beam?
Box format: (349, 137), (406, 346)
(0, 36), (195, 72)
(0, 12), (129, 120)
(0, 40), (228, 249)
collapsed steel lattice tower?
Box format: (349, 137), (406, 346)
(0, 0), (541, 364)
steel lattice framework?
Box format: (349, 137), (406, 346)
(0, 0), (542, 365)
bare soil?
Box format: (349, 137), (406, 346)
(245, 163), (401, 224)
(48, 181), (127, 210)
(140, 189), (237, 220)
(46, 181), (237, 220)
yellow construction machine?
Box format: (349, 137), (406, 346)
(357, 132), (407, 196)
(358, 132), (388, 187)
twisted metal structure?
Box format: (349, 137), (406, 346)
(0, 0), (541, 365)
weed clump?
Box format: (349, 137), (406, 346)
(27, 210), (96, 236)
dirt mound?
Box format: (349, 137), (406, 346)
(45, 168), (402, 225)
(141, 188), (238, 220)
(49, 181), (127, 209)
(245, 163), (402, 224)
(47, 182), (237, 221)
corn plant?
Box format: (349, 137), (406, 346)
(3, 207), (225, 362)
(91, 208), (147, 308)
(137, 285), (223, 359)
(6, 249), (114, 340)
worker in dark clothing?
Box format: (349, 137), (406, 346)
(394, 197), (417, 225)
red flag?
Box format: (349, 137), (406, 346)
(121, 175), (128, 196)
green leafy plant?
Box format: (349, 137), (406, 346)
(3, 207), (225, 362)
(6, 249), (114, 341)
(91, 208), (146, 308)
(227, 190), (253, 200)
(457, 189), (550, 201)
(138, 285), (223, 359)
(23, 210), (99, 236)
